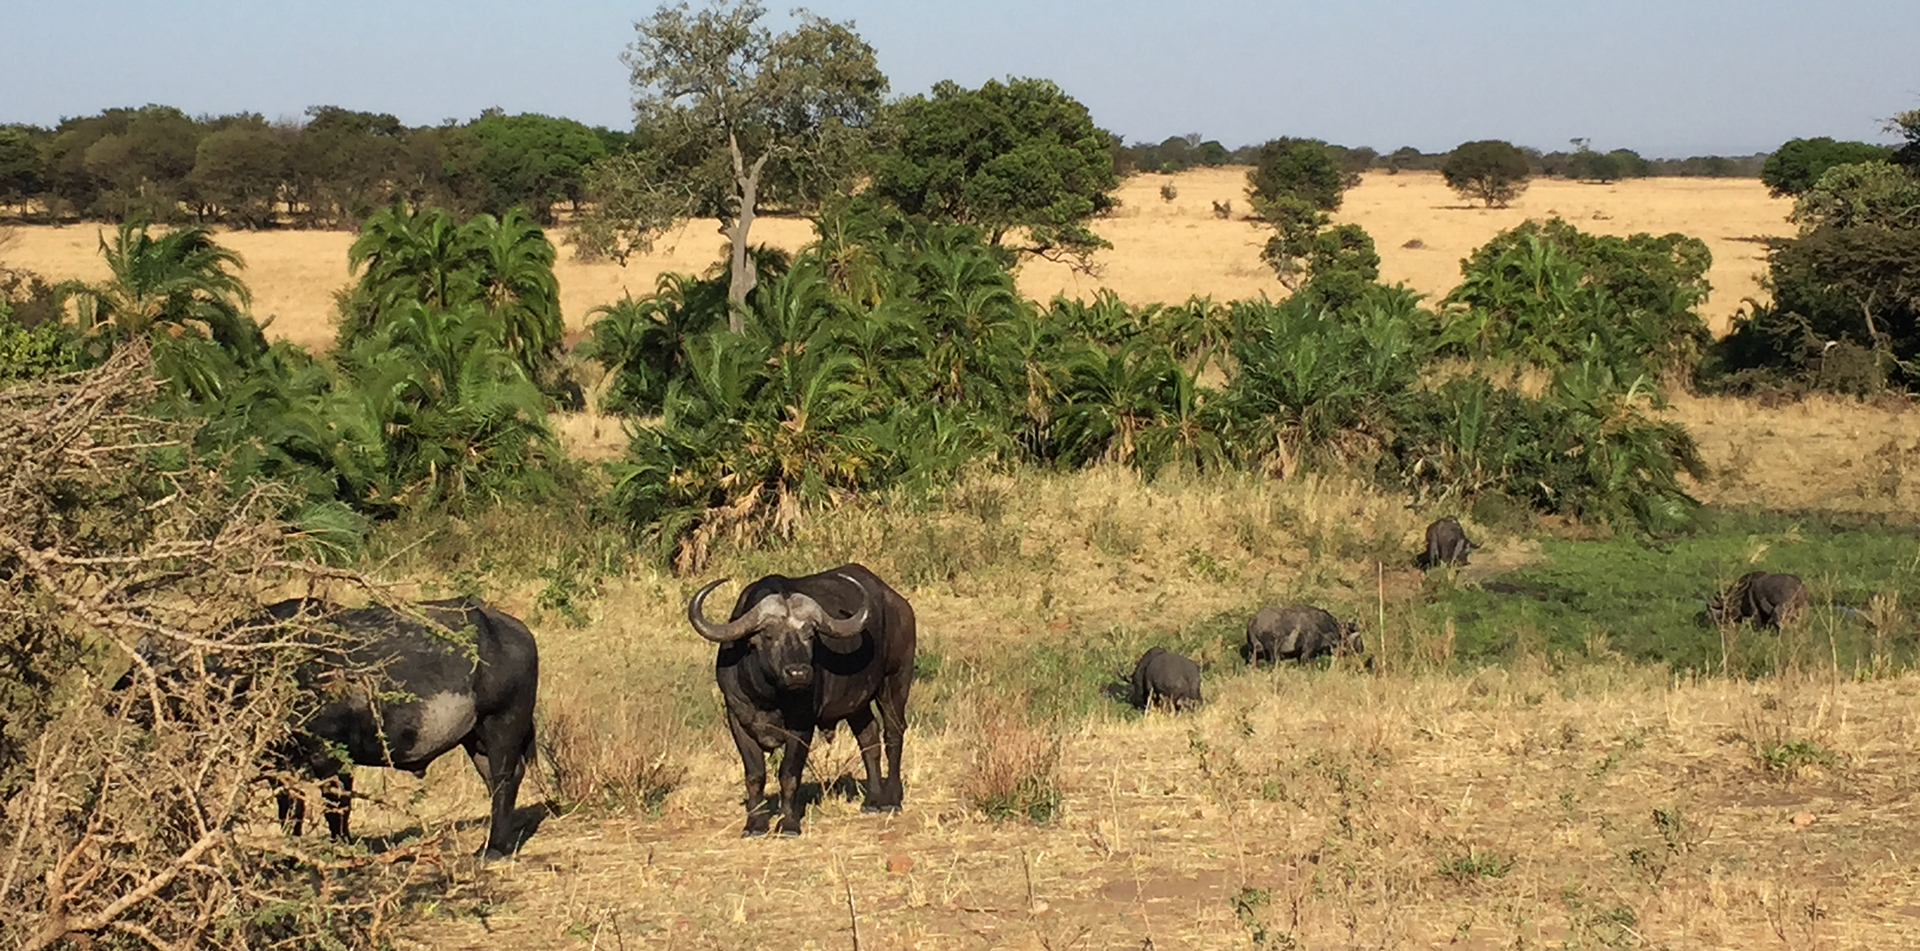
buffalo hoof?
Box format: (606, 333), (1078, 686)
(740, 827), (768, 839)
(775, 818), (804, 837)
(861, 802), (902, 814)
(478, 847), (512, 862)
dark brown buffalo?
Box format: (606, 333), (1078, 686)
(1708, 571), (1808, 629)
(1245, 604), (1363, 666)
(687, 563), (916, 836)
(1418, 517), (1477, 568)
(117, 597), (540, 860)
(1129, 647), (1203, 711)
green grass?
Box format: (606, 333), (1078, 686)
(1423, 509), (1920, 674)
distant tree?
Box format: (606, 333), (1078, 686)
(1442, 140), (1531, 207)
(188, 115), (289, 227)
(1384, 146), (1423, 175)
(1246, 138), (1346, 211)
(603, 0), (887, 330)
(1327, 144), (1377, 185)
(1571, 148), (1622, 183)
(80, 105), (202, 222)
(1761, 137), (1894, 197)
(288, 106), (410, 227)
(449, 110), (609, 223)
(0, 126), (43, 211)
(873, 77), (1118, 268)
(41, 111), (129, 216)
(1608, 148), (1649, 178)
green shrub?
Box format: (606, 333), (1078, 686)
(1441, 218), (1712, 375)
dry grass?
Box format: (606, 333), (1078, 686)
(1, 170), (1791, 352)
(1667, 389), (1920, 514)
(310, 460), (1917, 950)
(375, 664), (1920, 951)
(1022, 169), (1794, 333)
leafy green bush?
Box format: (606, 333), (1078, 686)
(1761, 137), (1895, 197)
(1217, 288), (1433, 468)
(1388, 363), (1707, 533)
(0, 309), (79, 383)
(1441, 218), (1712, 375)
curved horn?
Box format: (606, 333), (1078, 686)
(687, 580), (764, 643)
(821, 572), (873, 640)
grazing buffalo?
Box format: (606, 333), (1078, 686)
(1418, 517), (1477, 569)
(118, 597), (540, 860)
(1245, 604), (1363, 666)
(1708, 572), (1809, 629)
(1129, 647), (1202, 711)
(687, 563), (916, 837)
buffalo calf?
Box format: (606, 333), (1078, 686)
(1129, 647), (1202, 711)
(1708, 572), (1808, 629)
(1418, 517), (1477, 569)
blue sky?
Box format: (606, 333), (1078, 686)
(4, 0), (1914, 156)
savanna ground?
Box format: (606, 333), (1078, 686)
(20, 170), (1920, 949)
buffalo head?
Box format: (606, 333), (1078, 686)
(1339, 620), (1364, 655)
(688, 573), (873, 691)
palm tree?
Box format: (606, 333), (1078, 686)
(464, 208), (564, 373)
(342, 202), (568, 387)
(72, 219), (263, 359)
(345, 301), (555, 506)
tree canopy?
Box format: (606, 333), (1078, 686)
(1442, 140), (1532, 207)
(871, 77), (1118, 266)
(1760, 137), (1894, 197)
(605, 0), (888, 326)
(447, 110), (610, 224)
(1246, 138), (1348, 212)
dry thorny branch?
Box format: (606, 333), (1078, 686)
(0, 341), (480, 950)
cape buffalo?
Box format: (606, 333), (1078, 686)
(1418, 517), (1477, 568)
(117, 597), (539, 860)
(1245, 604), (1363, 666)
(1129, 647), (1202, 711)
(687, 563), (916, 837)
(1708, 572), (1809, 629)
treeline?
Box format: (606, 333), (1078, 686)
(0, 104), (625, 228)
(1115, 135), (1767, 181)
(0, 101), (1796, 235)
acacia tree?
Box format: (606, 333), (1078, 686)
(614, 0), (887, 331)
(1442, 140), (1532, 207)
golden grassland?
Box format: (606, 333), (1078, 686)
(0, 169), (1793, 354)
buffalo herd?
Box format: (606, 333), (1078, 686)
(108, 517), (1815, 854)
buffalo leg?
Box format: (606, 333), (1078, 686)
(321, 772), (353, 840)
(876, 674), (911, 811)
(474, 715), (533, 860)
(727, 714), (773, 836)
(847, 709), (887, 813)
(775, 729), (813, 836)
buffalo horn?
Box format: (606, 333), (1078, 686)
(820, 572), (873, 640)
(687, 580), (768, 643)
